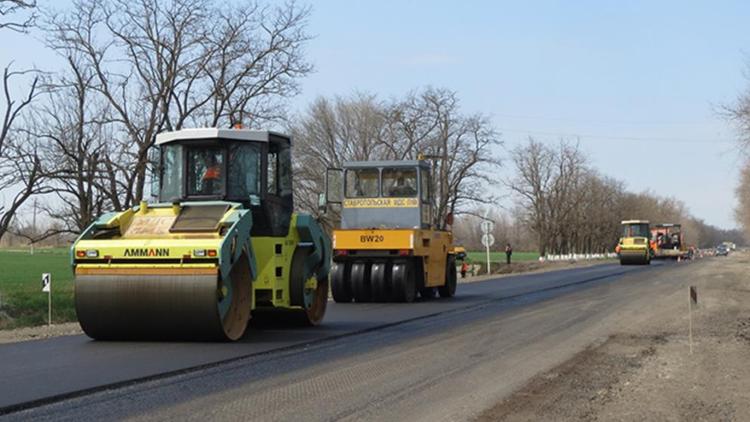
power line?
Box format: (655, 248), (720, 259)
(493, 113), (718, 127)
(500, 128), (736, 144)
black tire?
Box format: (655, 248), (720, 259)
(351, 262), (372, 303)
(370, 262), (390, 302)
(392, 261), (416, 303)
(438, 255), (457, 298)
(331, 262), (353, 303)
(288, 247), (328, 326)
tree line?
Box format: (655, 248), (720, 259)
(454, 138), (743, 255)
(0, 0), (741, 253)
(0, 0), (314, 242)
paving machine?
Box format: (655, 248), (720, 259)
(324, 160), (457, 303)
(71, 128), (331, 341)
(616, 220), (653, 265)
(650, 223), (687, 260)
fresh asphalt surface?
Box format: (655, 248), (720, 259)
(0, 261), (669, 418)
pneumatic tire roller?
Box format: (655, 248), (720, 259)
(324, 159), (457, 303)
(71, 129), (331, 341)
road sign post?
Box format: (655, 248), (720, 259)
(42, 273), (51, 326)
(480, 219), (495, 275)
(481, 233), (495, 275)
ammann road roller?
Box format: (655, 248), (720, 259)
(325, 160), (457, 303)
(616, 220), (653, 265)
(71, 128), (331, 341)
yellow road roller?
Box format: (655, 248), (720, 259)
(71, 128), (331, 341)
(323, 160), (456, 302)
(616, 220), (653, 265)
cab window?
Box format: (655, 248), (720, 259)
(345, 168), (379, 198)
(186, 147), (224, 196)
(420, 169), (430, 202)
(382, 168), (417, 197)
(160, 144), (182, 200)
(227, 143), (261, 199)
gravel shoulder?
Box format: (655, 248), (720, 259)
(476, 252), (750, 421)
(0, 323), (82, 345)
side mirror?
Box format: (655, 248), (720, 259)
(318, 193), (327, 213)
(326, 168), (343, 204)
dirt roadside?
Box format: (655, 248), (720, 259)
(476, 252), (750, 421)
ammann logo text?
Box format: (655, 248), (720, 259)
(124, 248), (170, 257)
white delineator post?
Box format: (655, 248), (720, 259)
(42, 273), (51, 326)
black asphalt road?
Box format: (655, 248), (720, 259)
(0, 262), (659, 415)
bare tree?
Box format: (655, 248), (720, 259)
(45, 0), (313, 209)
(291, 89), (501, 230)
(0, 131), (51, 240)
(290, 93), (388, 226)
(384, 88), (501, 229)
(506, 138), (556, 255)
(0, 0), (36, 32)
(0, 64), (42, 241)
(28, 55), (112, 234)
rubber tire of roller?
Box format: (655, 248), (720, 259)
(438, 255), (457, 298)
(370, 262), (389, 302)
(351, 262), (372, 303)
(392, 261), (416, 303)
(331, 262), (353, 303)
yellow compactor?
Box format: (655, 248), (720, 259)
(323, 160), (457, 302)
(71, 128), (331, 341)
(616, 220), (653, 265)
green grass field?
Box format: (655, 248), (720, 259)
(0, 248), (75, 329)
(465, 251), (539, 263)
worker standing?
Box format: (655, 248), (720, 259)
(461, 261), (469, 279)
(505, 243), (513, 265)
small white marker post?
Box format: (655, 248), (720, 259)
(688, 285), (697, 355)
(42, 273), (51, 326)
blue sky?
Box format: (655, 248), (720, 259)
(292, 0), (750, 229)
(2, 1), (749, 228)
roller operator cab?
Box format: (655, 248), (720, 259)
(71, 128), (331, 341)
(325, 160), (457, 303)
(616, 220), (652, 265)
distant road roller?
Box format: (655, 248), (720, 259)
(324, 160), (457, 302)
(71, 128), (331, 341)
(616, 220), (653, 265)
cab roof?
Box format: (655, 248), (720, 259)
(155, 128), (289, 145)
(343, 160), (431, 169)
(621, 220), (649, 224)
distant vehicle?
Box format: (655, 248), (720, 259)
(650, 223), (688, 260)
(715, 245), (729, 257)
